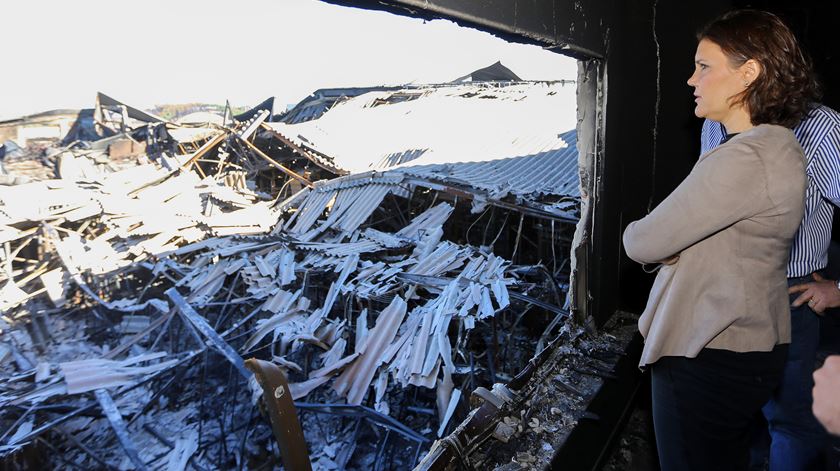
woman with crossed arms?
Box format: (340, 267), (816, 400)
(623, 10), (819, 471)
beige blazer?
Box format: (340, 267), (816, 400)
(623, 124), (806, 367)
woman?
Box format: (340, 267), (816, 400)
(623, 10), (819, 471)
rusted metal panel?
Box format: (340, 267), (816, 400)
(245, 358), (312, 471)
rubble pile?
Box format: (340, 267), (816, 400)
(0, 78), (601, 470)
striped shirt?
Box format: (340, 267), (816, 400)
(701, 105), (840, 277)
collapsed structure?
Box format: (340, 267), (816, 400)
(0, 69), (635, 470)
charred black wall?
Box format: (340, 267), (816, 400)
(613, 1), (730, 316)
(324, 0), (838, 325)
(736, 1), (840, 110)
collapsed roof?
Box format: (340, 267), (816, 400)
(0, 65), (604, 470)
(266, 81), (579, 217)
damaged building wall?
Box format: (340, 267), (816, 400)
(0, 110), (85, 147)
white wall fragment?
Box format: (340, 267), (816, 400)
(39, 268), (67, 308)
(334, 296), (406, 405)
(0, 281), (29, 313)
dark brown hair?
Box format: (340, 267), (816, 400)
(698, 9), (821, 128)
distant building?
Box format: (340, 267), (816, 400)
(0, 109), (91, 147)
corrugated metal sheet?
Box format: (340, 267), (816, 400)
(277, 86), (402, 124)
(285, 190), (334, 234)
(313, 172), (405, 192)
(297, 183), (395, 242)
(266, 81), (580, 201)
(295, 240), (383, 257)
(334, 184), (393, 233)
(402, 130), (579, 199)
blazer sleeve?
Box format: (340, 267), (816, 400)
(623, 143), (768, 264)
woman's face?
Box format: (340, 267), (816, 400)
(687, 39), (749, 124)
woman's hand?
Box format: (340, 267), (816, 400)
(642, 254), (681, 273)
(660, 254), (680, 265)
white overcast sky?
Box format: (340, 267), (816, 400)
(0, 0), (577, 120)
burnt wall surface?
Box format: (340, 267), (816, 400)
(613, 1), (730, 316)
(737, 1), (840, 109)
(326, 0), (839, 324)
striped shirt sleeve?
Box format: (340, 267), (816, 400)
(805, 115), (840, 206)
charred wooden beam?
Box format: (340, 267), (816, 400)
(235, 135), (314, 188)
(260, 123), (348, 176)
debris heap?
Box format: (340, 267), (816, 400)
(0, 80), (607, 470)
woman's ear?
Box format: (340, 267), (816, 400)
(742, 59), (762, 86)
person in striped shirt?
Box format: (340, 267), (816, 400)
(702, 103), (840, 469)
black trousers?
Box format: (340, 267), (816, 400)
(651, 346), (788, 471)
